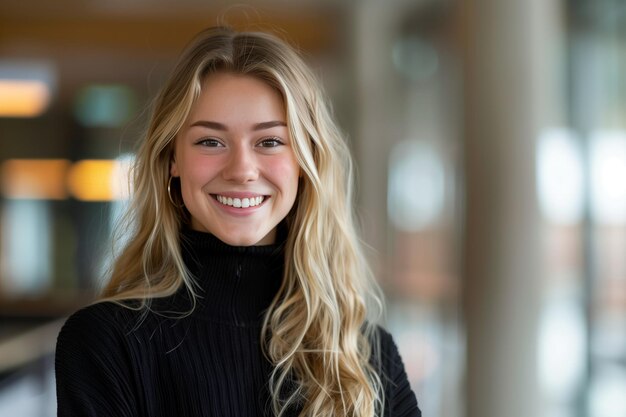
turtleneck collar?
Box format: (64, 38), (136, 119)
(177, 228), (285, 326)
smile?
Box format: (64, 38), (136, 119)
(214, 195), (265, 208)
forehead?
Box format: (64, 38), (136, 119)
(187, 72), (286, 124)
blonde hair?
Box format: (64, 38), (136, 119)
(101, 27), (385, 417)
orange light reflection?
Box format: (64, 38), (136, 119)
(1, 159), (70, 199)
(0, 80), (51, 117)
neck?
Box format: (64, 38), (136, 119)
(176, 229), (285, 326)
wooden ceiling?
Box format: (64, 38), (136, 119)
(0, 1), (343, 105)
(0, 2), (341, 56)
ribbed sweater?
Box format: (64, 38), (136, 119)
(55, 230), (421, 416)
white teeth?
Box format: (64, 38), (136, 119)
(216, 195), (265, 208)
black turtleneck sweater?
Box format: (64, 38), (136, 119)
(55, 230), (421, 416)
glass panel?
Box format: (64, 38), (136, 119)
(567, 1), (626, 416)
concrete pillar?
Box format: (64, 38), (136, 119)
(461, 1), (563, 416)
(352, 0), (408, 273)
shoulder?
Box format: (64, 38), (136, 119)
(55, 302), (143, 416)
(56, 301), (142, 355)
(372, 326), (405, 377)
(371, 325), (422, 417)
(60, 301), (135, 333)
(55, 301), (149, 388)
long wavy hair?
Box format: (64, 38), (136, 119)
(101, 26), (385, 417)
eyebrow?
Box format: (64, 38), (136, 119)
(189, 120), (287, 131)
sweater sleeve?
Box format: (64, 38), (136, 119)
(55, 304), (138, 417)
(379, 328), (422, 417)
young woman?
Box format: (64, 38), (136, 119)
(55, 26), (421, 417)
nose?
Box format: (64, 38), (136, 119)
(221, 145), (259, 183)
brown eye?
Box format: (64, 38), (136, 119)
(258, 137), (283, 148)
(197, 138), (224, 147)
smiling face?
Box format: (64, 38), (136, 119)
(170, 72), (300, 246)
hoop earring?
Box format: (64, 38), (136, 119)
(167, 177), (185, 208)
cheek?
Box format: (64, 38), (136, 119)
(268, 157), (300, 194)
(179, 154), (220, 184)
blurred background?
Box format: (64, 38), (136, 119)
(1, 0), (625, 416)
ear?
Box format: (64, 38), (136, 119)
(170, 153), (179, 177)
